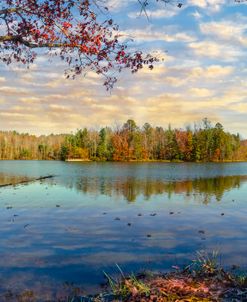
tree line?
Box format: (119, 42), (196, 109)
(0, 119), (247, 162)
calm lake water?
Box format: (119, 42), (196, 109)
(0, 161), (247, 300)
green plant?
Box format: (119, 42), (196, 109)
(187, 250), (220, 275)
(103, 265), (150, 299)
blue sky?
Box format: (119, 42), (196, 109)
(0, 0), (247, 136)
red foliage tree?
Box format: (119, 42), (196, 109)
(111, 130), (130, 161)
(0, 0), (158, 89)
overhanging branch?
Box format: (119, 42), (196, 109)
(0, 35), (70, 48)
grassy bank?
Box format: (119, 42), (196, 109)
(70, 252), (247, 302)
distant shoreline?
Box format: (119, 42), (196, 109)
(1, 159), (247, 163)
(1, 119), (246, 163)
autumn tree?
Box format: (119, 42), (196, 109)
(0, 0), (159, 89)
(111, 129), (129, 161)
(153, 126), (166, 159)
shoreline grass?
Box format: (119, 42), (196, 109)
(71, 251), (247, 302)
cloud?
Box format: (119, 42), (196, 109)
(132, 64), (234, 88)
(200, 20), (247, 46)
(191, 10), (202, 20)
(138, 93), (220, 126)
(121, 26), (196, 44)
(48, 104), (73, 113)
(189, 65), (235, 79)
(189, 87), (214, 97)
(105, 0), (134, 12)
(189, 40), (243, 61)
(0, 67), (245, 136)
(19, 97), (43, 104)
(0, 86), (29, 96)
(128, 8), (178, 19)
(188, 0), (226, 12)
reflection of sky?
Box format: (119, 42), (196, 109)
(0, 161), (247, 298)
(2, 160), (247, 179)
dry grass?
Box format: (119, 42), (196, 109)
(93, 251), (247, 302)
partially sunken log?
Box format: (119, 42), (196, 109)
(0, 175), (55, 188)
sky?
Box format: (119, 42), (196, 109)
(0, 0), (247, 136)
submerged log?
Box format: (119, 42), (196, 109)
(0, 175), (55, 188)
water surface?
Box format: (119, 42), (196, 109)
(0, 161), (247, 301)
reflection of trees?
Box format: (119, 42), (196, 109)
(192, 177), (241, 204)
(60, 175), (247, 204)
(0, 173), (31, 186)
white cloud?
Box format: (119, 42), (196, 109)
(191, 10), (202, 20)
(189, 40), (243, 61)
(105, 0), (134, 12)
(188, 0), (226, 12)
(200, 20), (247, 46)
(128, 8), (178, 19)
(189, 65), (235, 79)
(123, 26), (196, 43)
(0, 86), (29, 95)
(189, 87), (214, 97)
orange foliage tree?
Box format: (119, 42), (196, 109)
(0, 0), (160, 89)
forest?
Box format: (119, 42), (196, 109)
(0, 119), (247, 162)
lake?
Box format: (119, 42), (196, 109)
(0, 161), (247, 301)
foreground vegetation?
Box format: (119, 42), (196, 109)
(73, 251), (247, 302)
(0, 119), (247, 162)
